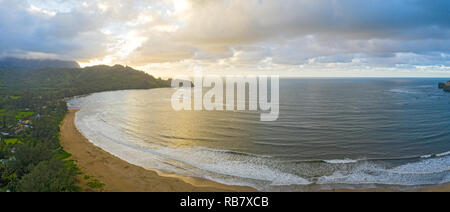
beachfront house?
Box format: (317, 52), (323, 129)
(0, 132), (9, 141)
(14, 119), (32, 135)
(1, 156), (16, 164)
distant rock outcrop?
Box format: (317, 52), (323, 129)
(0, 57), (80, 70)
(438, 81), (450, 92)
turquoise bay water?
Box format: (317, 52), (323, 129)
(68, 78), (450, 191)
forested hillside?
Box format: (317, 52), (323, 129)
(0, 65), (170, 109)
(0, 65), (170, 192)
(0, 57), (80, 70)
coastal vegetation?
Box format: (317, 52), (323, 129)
(0, 57), (80, 71)
(0, 63), (170, 192)
(438, 81), (450, 92)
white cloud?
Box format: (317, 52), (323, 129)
(0, 0), (449, 77)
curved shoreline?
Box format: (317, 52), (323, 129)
(60, 109), (257, 192)
(61, 109), (449, 192)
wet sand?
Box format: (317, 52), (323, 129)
(327, 183), (450, 192)
(60, 109), (256, 192)
(418, 183), (450, 192)
(60, 109), (449, 192)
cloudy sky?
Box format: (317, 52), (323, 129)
(0, 0), (449, 77)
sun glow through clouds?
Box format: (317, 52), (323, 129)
(79, 31), (147, 67)
(1, 0), (449, 77)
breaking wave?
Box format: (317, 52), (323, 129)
(67, 83), (450, 191)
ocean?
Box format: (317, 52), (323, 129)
(67, 78), (450, 191)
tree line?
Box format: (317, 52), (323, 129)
(0, 65), (170, 192)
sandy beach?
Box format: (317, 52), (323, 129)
(60, 109), (449, 192)
(60, 109), (256, 192)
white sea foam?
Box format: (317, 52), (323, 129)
(68, 90), (450, 191)
(74, 108), (311, 189)
(78, 106), (450, 188)
(318, 156), (450, 186)
(323, 159), (359, 164)
(436, 151), (450, 157)
(388, 89), (417, 94)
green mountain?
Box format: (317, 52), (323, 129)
(0, 57), (80, 70)
(0, 64), (171, 99)
(0, 64), (170, 192)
